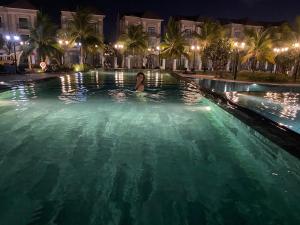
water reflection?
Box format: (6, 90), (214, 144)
(263, 92), (300, 120)
(10, 83), (37, 110)
(146, 71), (163, 88)
(58, 73), (87, 104)
(115, 71), (124, 87)
(226, 91), (300, 133)
(181, 82), (203, 105)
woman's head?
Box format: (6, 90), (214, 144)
(136, 72), (145, 85)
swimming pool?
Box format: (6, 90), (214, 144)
(0, 71), (299, 225)
(226, 92), (300, 134)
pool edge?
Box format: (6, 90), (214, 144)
(172, 72), (300, 159)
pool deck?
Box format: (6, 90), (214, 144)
(179, 73), (300, 87)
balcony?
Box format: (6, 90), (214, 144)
(147, 32), (160, 38)
(17, 23), (31, 30)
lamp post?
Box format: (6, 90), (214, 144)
(156, 46), (161, 68)
(292, 43), (300, 82)
(5, 35), (20, 73)
(191, 45), (200, 71)
(232, 42), (245, 80)
(58, 39), (70, 65)
(114, 43), (124, 68)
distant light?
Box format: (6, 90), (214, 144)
(58, 40), (63, 45)
(13, 35), (20, 41)
(5, 35), (11, 41)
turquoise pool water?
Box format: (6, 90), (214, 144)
(226, 92), (300, 134)
(0, 71), (300, 225)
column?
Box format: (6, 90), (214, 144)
(161, 59), (166, 70)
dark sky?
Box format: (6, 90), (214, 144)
(4, 0), (300, 41)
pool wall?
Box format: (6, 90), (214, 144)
(196, 78), (300, 93)
(173, 72), (300, 159)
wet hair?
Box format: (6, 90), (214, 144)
(136, 72), (145, 85)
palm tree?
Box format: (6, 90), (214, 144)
(277, 17), (300, 81)
(194, 19), (224, 70)
(161, 17), (188, 70)
(242, 27), (276, 72)
(28, 12), (60, 63)
(119, 24), (148, 68)
(67, 8), (103, 65)
(195, 19), (224, 49)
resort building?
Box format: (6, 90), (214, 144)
(220, 18), (283, 41)
(0, 0), (38, 65)
(60, 9), (105, 66)
(118, 12), (163, 68)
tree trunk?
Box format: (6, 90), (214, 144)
(27, 55), (32, 70)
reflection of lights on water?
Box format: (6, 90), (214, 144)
(225, 92), (239, 103)
(10, 84), (37, 110)
(181, 83), (202, 105)
(95, 71), (99, 88)
(115, 71), (124, 87)
(264, 92), (300, 120)
(145, 71), (163, 88)
(59, 74), (87, 104)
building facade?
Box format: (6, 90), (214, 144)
(0, 0), (38, 66)
(60, 10), (105, 66)
(118, 12), (163, 68)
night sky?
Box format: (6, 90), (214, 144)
(3, 0), (300, 41)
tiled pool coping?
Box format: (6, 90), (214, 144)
(173, 72), (300, 159)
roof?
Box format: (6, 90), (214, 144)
(121, 11), (162, 20)
(61, 6), (105, 16)
(5, 0), (37, 10)
(219, 18), (284, 27)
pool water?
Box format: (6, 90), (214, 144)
(225, 92), (300, 134)
(0, 71), (300, 225)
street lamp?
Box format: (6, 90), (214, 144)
(114, 43), (124, 68)
(5, 34), (21, 73)
(190, 45), (200, 70)
(232, 41), (246, 80)
(156, 46), (161, 68)
(58, 39), (71, 65)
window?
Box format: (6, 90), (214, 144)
(147, 27), (156, 35)
(184, 29), (192, 37)
(90, 23), (99, 33)
(234, 30), (242, 38)
(18, 18), (29, 29)
(20, 34), (30, 41)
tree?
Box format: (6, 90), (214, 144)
(195, 19), (224, 49)
(275, 51), (295, 74)
(23, 12), (60, 67)
(242, 27), (276, 72)
(203, 39), (231, 76)
(194, 19), (224, 70)
(277, 17), (300, 81)
(67, 8), (103, 65)
(119, 24), (148, 68)
(161, 17), (188, 70)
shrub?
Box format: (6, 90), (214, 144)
(72, 64), (92, 72)
(238, 71), (289, 83)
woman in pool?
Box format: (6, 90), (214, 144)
(135, 72), (145, 92)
